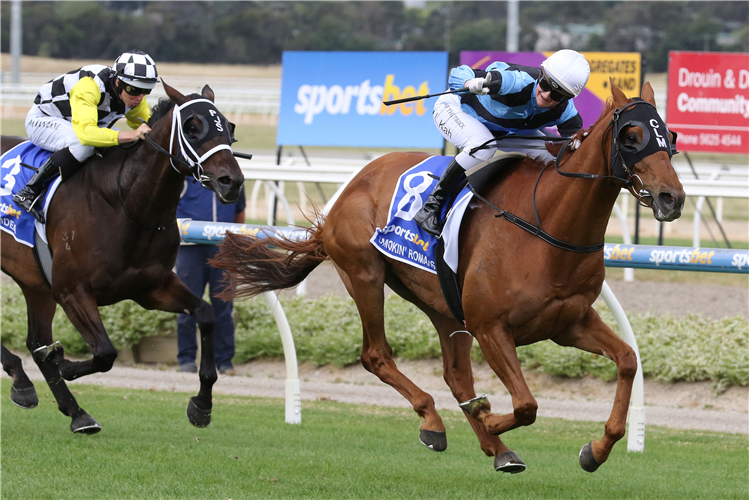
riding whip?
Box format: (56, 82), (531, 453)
(383, 87), (469, 106)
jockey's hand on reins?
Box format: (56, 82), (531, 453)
(570, 131), (589, 151)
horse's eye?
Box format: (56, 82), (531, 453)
(622, 129), (640, 147)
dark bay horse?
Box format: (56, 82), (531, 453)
(1, 83), (244, 433)
(212, 81), (684, 473)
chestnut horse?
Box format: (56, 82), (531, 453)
(1, 83), (244, 433)
(212, 82), (684, 472)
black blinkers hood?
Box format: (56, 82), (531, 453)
(610, 98), (677, 179)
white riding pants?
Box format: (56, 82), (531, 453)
(433, 94), (555, 169)
(25, 106), (95, 162)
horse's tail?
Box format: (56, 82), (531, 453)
(211, 218), (328, 301)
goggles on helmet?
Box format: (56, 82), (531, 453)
(538, 71), (575, 102)
(117, 79), (152, 97)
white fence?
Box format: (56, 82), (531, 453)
(0, 73), (282, 118)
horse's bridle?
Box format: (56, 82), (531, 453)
(142, 98), (250, 183)
(552, 98), (677, 205)
(119, 98), (250, 231)
(469, 99), (677, 253)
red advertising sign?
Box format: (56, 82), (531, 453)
(667, 51), (749, 154)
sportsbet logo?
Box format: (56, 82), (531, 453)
(294, 75), (430, 124)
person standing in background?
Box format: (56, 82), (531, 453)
(176, 179), (246, 376)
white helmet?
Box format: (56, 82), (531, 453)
(540, 49), (590, 98)
(113, 50), (159, 90)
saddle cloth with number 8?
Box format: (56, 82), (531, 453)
(369, 156), (473, 274)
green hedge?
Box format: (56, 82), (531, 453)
(2, 285), (746, 389)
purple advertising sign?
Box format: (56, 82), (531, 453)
(460, 51), (641, 129)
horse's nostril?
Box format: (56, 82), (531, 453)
(659, 192), (676, 210)
(218, 176), (233, 186)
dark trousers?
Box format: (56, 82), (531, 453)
(176, 245), (235, 368)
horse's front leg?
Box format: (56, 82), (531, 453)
(137, 272), (216, 428)
(1, 343), (38, 409)
(552, 308), (637, 472)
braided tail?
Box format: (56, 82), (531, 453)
(211, 220), (328, 301)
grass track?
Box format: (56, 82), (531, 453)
(1, 380), (746, 500)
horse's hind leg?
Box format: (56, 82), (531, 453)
(552, 309), (637, 472)
(334, 260), (447, 451)
(52, 290), (118, 380)
(1, 343), (38, 408)
(137, 273), (217, 428)
(22, 287), (101, 433)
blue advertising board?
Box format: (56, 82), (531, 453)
(277, 51), (448, 149)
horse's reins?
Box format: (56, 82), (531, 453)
(467, 100), (676, 253)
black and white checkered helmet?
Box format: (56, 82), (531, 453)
(113, 50), (158, 89)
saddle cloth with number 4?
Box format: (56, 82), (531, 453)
(369, 156), (474, 274)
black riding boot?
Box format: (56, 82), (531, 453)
(413, 158), (465, 236)
(13, 148), (80, 224)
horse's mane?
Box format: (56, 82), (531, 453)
(591, 100), (617, 131)
(148, 98), (175, 126)
(148, 93), (206, 126)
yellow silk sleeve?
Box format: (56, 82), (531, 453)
(69, 77), (120, 147)
(125, 98), (152, 130)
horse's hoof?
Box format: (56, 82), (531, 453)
(10, 385), (38, 409)
(419, 429), (447, 452)
(186, 398), (212, 428)
(579, 441), (602, 472)
(494, 451), (526, 473)
(71, 413), (102, 434)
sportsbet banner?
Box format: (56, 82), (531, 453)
(666, 51), (749, 154)
(460, 51), (641, 129)
(277, 51), (448, 148)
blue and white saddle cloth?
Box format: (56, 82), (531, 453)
(0, 141), (62, 247)
(370, 156), (474, 274)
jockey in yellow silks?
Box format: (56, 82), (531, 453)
(14, 50), (158, 223)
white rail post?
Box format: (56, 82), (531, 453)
(611, 198), (635, 282)
(263, 291), (301, 424)
(599, 281), (645, 452)
(692, 171), (720, 248)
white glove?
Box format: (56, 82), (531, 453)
(570, 131), (589, 150)
(467, 74), (491, 95)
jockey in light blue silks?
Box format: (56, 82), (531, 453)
(414, 49), (591, 236)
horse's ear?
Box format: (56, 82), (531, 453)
(201, 85), (215, 102)
(641, 82), (656, 106)
(162, 80), (188, 106)
(610, 77), (629, 108)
